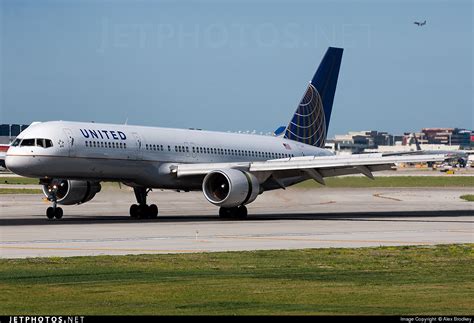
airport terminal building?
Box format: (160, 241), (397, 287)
(0, 124), (30, 145)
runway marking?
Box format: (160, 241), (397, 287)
(0, 246), (208, 253)
(373, 193), (402, 202)
(217, 235), (433, 245)
(318, 200), (336, 205)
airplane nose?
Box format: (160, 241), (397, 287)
(5, 155), (34, 176)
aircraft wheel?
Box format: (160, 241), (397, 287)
(46, 207), (55, 219)
(219, 206), (247, 219)
(219, 207), (233, 219)
(136, 205), (149, 219)
(54, 207), (63, 219)
(149, 204), (158, 219)
(237, 205), (248, 219)
(130, 204), (139, 218)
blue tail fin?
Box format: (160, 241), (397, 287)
(284, 47), (343, 147)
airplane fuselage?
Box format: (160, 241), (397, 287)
(6, 121), (333, 189)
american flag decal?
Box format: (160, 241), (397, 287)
(283, 143), (292, 150)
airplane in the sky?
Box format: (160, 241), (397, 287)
(414, 20), (426, 26)
(4, 47), (446, 220)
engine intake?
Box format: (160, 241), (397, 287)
(202, 169), (260, 208)
(42, 179), (101, 205)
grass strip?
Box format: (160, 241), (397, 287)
(460, 194), (474, 202)
(0, 188), (42, 194)
(0, 244), (472, 315)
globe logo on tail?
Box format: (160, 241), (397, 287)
(284, 84), (326, 147)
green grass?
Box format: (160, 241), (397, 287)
(296, 176), (474, 188)
(0, 176), (39, 185)
(460, 194), (474, 202)
(0, 188), (42, 194)
(0, 245), (472, 315)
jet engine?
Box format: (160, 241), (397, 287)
(42, 179), (101, 205)
(202, 169), (260, 208)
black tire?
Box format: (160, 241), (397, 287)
(54, 207), (63, 219)
(46, 207), (55, 219)
(219, 207), (233, 219)
(237, 205), (248, 219)
(130, 204), (139, 218)
(149, 204), (158, 219)
(136, 205), (148, 219)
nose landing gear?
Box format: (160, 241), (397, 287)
(130, 187), (158, 219)
(45, 183), (63, 220)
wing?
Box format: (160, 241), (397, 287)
(173, 153), (447, 185)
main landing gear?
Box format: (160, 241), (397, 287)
(45, 183), (63, 220)
(129, 187), (158, 219)
(219, 205), (248, 219)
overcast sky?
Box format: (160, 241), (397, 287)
(1, 0), (472, 136)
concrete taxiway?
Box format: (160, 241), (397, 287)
(1, 187), (473, 258)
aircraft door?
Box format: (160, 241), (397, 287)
(184, 142), (191, 158)
(63, 128), (75, 157)
(131, 132), (142, 160)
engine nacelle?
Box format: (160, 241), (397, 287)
(202, 169), (260, 208)
(42, 179), (101, 205)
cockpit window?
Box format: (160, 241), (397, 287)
(20, 139), (35, 146)
(37, 139), (45, 148)
(19, 138), (53, 148)
(11, 138), (21, 147)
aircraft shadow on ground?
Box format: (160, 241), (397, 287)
(1, 210), (473, 226)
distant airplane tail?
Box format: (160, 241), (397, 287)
(284, 47), (343, 147)
(412, 133), (422, 151)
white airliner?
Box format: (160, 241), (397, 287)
(5, 47), (446, 220)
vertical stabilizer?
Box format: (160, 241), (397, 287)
(284, 47), (343, 147)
